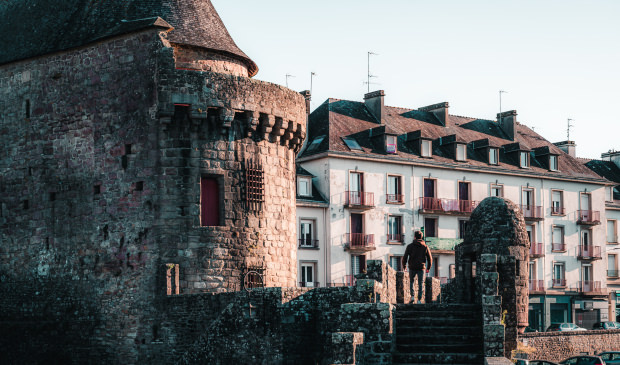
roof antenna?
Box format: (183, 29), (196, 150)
(498, 90), (508, 124)
(364, 51), (379, 92)
(286, 73), (295, 88)
(567, 118), (574, 141)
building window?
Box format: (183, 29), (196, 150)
(386, 135), (397, 154)
(552, 226), (565, 251)
(424, 217), (437, 238)
(297, 177), (312, 197)
(490, 184), (503, 197)
(200, 176), (220, 226)
(549, 155), (558, 171)
(489, 148), (499, 165)
(521, 188), (534, 208)
(299, 219), (316, 248)
(458, 219), (468, 239)
(387, 215), (403, 243)
(342, 136), (363, 151)
(421, 140), (432, 157)
(389, 255), (403, 271)
(456, 144), (467, 161)
(387, 175), (403, 203)
(351, 255), (366, 275)
(553, 262), (565, 287)
(300, 262), (317, 287)
(551, 190), (564, 215)
(581, 229), (592, 248)
(608, 254), (618, 277)
(245, 161), (264, 212)
(608, 220), (618, 244)
(526, 224), (535, 244)
(528, 261), (537, 282)
(606, 186), (614, 202)
(520, 151), (530, 168)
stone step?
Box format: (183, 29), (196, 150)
(395, 333), (482, 345)
(392, 352), (484, 364)
(395, 342), (483, 354)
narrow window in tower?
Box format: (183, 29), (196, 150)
(25, 99), (30, 119)
(201, 176), (220, 226)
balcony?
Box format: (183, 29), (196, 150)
(577, 280), (604, 295)
(299, 281), (320, 288)
(577, 245), (602, 261)
(298, 238), (319, 249)
(529, 242), (544, 258)
(551, 206), (566, 216)
(386, 194), (404, 204)
(327, 275), (356, 287)
(345, 191), (375, 209)
(551, 242), (566, 252)
(577, 210), (601, 225)
(608, 270), (619, 278)
(418, 197), (479, 216)
(529, 279), (545, 294)
(387, 233), (405, 245)
(552, 278), (566, 288)
(344, 233), (375, 252)
(521, 205), (544, 221)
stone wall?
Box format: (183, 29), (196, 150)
(520, 331), (620, 362)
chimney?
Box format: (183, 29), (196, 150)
(554, 141), (576, 158)
(497, 110), (517, 141)
(602, 149), (620, 167)
(418, 102), (450, 127)
(364, 90), (385, 124)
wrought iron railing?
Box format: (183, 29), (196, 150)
(345, 233), (375, 249)
(577, 210), (601, 224)
(529, 280), (545, 292)
(552, 278), (566, 287)
(418, 197), (479, 214)
(386, 194), (404, 204)
(298, 238), (319, 249)
(551, 242), (566, 252)
(577, 280), (603, 294)
(530, 242), (544, 257)
(298, 281), (320, 288)
(577, 245), (602, 260)
(521, 205), (543, 220)
(387, 233), (405, 244)
(345, 191), (374, 207)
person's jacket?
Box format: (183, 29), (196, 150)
(402, 238), (433, 271)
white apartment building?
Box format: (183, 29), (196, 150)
(296, 90), (615, 331)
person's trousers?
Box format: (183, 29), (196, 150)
(409, 269), (425, 302)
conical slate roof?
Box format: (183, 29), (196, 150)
(0, 0), (258, 76)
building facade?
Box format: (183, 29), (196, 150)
(296, 90), (613, 331)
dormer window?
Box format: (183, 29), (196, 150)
(549, 155), (558, 171)
(297, 177), (312, 197)
(386, 135), (397, 154)
(489, 148), (499, 165)
(421, 140), (432, 157)
(520, 151), (530, 168)
(456, 144), (467, 161)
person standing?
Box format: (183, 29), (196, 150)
(402, 230), (433, 304)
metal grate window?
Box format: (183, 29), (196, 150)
(245, 160), (264, 212)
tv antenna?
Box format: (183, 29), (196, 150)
(286, 73), (295, 88)
(498, 90), (508, 122)
(567, 118), (574, 140)
(364, 51), (379, 92)
(310, 72), (316, 97)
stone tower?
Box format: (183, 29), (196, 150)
(0, 0), (305, 362)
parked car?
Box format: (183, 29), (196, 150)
(560, 355), (605, 365)
(529, 360), (560, 365)
(592, 322), (619, 330)
(598, 351), (620, 365)
(546, 323), (588, 332)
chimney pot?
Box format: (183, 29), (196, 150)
(554, 140), (576, 158)
(418, 102), (450, 127)
(364, 90), (385, 124)
(497, 110), (518, 141)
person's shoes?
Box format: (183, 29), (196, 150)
(417, 300), (422, 304)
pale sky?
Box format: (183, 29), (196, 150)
(212, 0), (620, 159)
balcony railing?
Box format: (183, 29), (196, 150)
(298, 238), (319, 249)
(530, 242), (544, 257)
(386, 194), (404, 204)
(551, 242), (566, 252)
(299, 281), (320, 288)
(521, 205), (543, 220)
(419, 197), (479, 215)
(577, 245), (602, 260)
(577, 280), (603, 294)
(345, 191), (374, 208)
(552, 278), (566, 288)
(529, 279), (545, 293)
(327, 275), (356, 287)
(344, 233), (375, 251)
(551, 206), (566, 215)
(608, 270), (619, 278)
(577, 210), (601, 225)
(387, 233), (405, 244)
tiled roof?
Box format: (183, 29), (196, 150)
(0, 0), (258, 76)
(585, 160), (620, 200)
(299, 98), (604, 181)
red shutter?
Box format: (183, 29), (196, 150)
(201, 177), (219, 226)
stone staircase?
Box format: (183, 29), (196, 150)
(392, 303), (485, 365)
